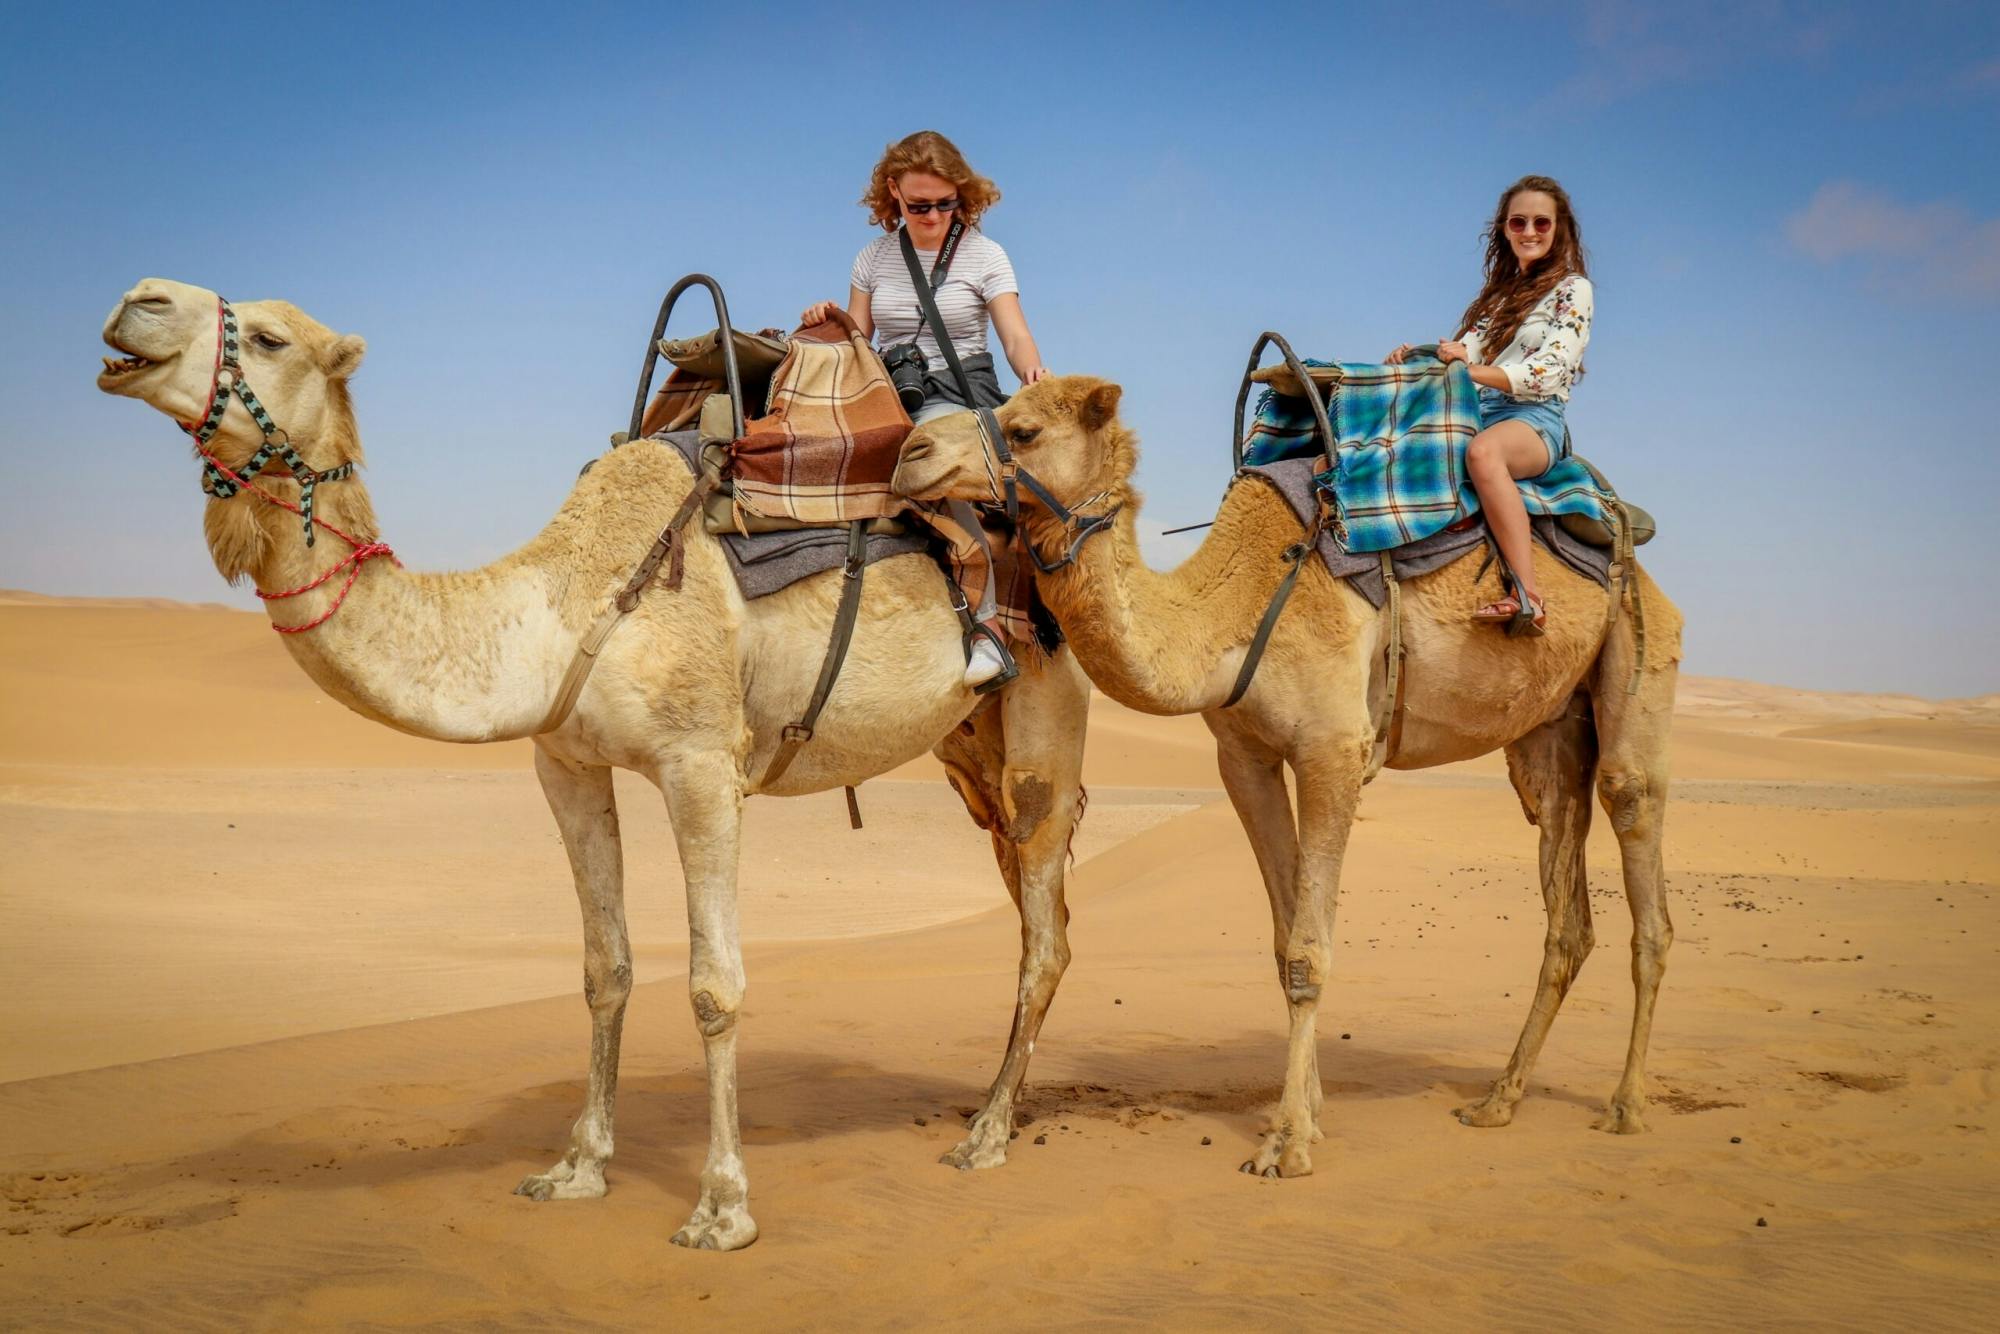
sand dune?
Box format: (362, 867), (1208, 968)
(2, 595), (1996, 1327)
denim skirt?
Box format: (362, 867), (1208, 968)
(1477, 388), (1569, 470)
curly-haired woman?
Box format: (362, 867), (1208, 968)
(802, 130), (1049, 686)
(1388, 174), (1593, 635)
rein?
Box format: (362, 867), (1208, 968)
(180, 296), (394, 633)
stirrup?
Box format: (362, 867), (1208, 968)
(965, 623), (1020, 695)
(1505, 591), (1547, 639)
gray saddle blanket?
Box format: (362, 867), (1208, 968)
(1240, 458), (1610, 609)
(660, 432), (931, 600)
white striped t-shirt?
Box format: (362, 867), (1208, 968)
(850, 226), (1018, 363)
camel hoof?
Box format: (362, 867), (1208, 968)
(1592, 1101), (1649, 1135)
(514, 1167), (605, 1201)
(670, 1208), (759, 1252)
(938, 1140), (1008, 1172)
(1453, 1096), (1518, 1129)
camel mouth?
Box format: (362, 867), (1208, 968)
(95, 340), (175, 392)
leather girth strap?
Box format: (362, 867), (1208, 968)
(760, 520), (870, 807)
(1223, 473), (1331, 709)
(1223, 483), (1407, 783)
(534, 470), (719, 737)
(1364, 550), (1406, 781)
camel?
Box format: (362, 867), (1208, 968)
(892, 375), (1683, 1178)
(95, 278), (1094, 1250)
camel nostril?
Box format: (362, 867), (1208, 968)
(901, 439), (933, 462)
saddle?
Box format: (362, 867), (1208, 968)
(640, 321), (914, 539)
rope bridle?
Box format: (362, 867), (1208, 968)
(179, 296), (394, 633)
(972, 403), (1120, 572)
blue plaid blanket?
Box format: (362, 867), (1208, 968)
(1241, 358), (1611, 554)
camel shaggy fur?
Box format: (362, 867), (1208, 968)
(894, 376), (1683, 1177)
(96, 279), (1093, 1250)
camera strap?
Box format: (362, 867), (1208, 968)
(901, 220), (1031, 528)
(900, 221), (981, 411)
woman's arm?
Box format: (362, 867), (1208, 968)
(1437, 340), (1513, 390)
(987, 293), (1048, 384)
(800, 284), (874, 338)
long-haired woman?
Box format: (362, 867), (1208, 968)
(1389, 174), (1593, 635)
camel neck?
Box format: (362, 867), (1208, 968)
(1032, 481), (1306, 717)
(218, 476), (571, 744)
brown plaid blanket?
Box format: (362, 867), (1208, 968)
(726, 312), (911, 526)
(635, 315), (1042, 649)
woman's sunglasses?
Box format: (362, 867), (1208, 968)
(903, 198), (961, 216)
(1506, 214), (1555, 235)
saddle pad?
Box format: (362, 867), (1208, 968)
(661, 432), (929, 600)
(1243, 356), (1617, 553)
(1240, 457), (1610, 610)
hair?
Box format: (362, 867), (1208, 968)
(860, 130), (1001, 232)
(1455, 175), (1589, 354)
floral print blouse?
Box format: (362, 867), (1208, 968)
(1458, 275), (1593, 403)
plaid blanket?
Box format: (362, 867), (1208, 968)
(1241, 358), (1612, 554)
(727, 314), (912, 525)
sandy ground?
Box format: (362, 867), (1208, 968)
(2, 594), (1996, 1329)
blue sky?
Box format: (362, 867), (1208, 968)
(3, 1), (1995, 695)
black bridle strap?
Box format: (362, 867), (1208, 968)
(184, 298), (354, 547)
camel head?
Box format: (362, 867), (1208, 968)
(97, 278), (374, 581)
(892, 375), (1137, 542)
(98, 278), (368, 476)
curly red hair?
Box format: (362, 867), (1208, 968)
(860, 131), (1001, 231)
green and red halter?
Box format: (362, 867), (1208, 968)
(183, 297), (356, 546)
(180, 296), (394, 633)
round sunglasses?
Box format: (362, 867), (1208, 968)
(1506, 214), (1555, 235)
(902, 197), (961, 216)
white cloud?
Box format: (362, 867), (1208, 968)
(1786, 182), (2000, 299)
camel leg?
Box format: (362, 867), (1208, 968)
(935, 650), (1090, 1170)
(516, 749), (629, 1201)
(1590, 647), (1678, 1135)
(1209, 724), (1317, 1125)
(1455, 699), (1598, 1128)
(1241, 742), (1363, 1179)
(657, 748), (758, 1251)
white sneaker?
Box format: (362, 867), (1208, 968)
(963, 635), (1008, 687)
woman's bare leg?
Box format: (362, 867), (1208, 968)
(1465, 420), (1553, 607)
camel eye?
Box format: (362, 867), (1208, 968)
(1009, 425), (1041, 446)
(252, 332), (289, 351)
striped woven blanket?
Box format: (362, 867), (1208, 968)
(1241, 358), (1611, 554)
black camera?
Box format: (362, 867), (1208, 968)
(882, 341), (928, 414)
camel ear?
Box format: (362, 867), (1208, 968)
(1079, 381), (1122, 432)
(327, 334), (367, 381)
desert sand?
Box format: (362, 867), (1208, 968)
(2, 592), (1995, 1329)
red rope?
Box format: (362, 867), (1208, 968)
(194, 442), (398, 634)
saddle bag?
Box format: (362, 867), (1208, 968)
(1559, 455), (1656, 548)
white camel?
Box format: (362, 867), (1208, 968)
(96, 278), (1093, 1250)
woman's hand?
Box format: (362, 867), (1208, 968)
(1436, 340), (1470, 365)
(799, 300), (838, 327)
(1385, 343), (1414, 364)
(1022, 365), (1050, 384)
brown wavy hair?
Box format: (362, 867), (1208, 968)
(1456, 175), (1589, 354)
(861, 130), (1001, 232)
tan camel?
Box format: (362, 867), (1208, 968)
(893, 376), (1683, 1177)
(95, 278), (1094, 1250)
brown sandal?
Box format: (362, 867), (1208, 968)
(1471, 593), (1547, 638)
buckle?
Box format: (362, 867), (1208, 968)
(782, 723), (813, 744)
